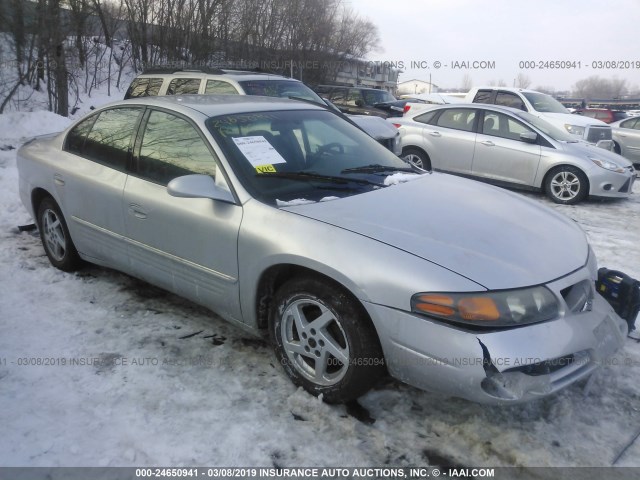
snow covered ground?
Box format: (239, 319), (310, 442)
(1, 99), (639, 470)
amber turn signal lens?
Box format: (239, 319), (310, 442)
(414, 294), (455, 316)
(458, 297), (500, 321)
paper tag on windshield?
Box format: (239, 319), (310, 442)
(232, 136), (287, 167)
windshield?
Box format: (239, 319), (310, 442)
(364, 90), (397, 104)
(522, 92), (569, 114)
(206, 110), (421, 204)
(514, 110), (576, 142)
(239, 80), (325, 104)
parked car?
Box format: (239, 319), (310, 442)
(575, 108), (628, 124)
(314, 85), (406, 118)
(125, 69), (400, 155)
(392, 103), (635, 204)
(611, 116), (640, 170)
(466, 87), (614, 150)
(18, 95), (627, 404)
(399, 93), (466, 116)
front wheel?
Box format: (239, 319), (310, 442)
(544, 166), (588, 205)
(270, 277), (385, 403)
(37, 196), (81, 271)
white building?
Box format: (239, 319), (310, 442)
(396, 79), (439, 96)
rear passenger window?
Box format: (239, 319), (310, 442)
(472, 90), (493, 104)
(205, 80), (239, 94)
(495, 92), (526, 111)
(436, 109), (477, 132)
(166, 78), (201, 95)
(413, 111), (437, 125)
(65, 115), (97, 154)
(125, 77), (163, 98)
(66, 107), (142, 171)
(137, 110), (218, 185)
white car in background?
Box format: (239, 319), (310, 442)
(399, 92), (465, 116)
(466, 87), (614, 150)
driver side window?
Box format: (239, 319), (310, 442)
(137, 110), (223, 186)
(482, 111), (534, 141)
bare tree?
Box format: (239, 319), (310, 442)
(515, 73), (531, 89)
(488, 79), (507, 87)
(461, 74), (473, 92)
(534, 85), (557, 95)
(572, 75), (628, 99)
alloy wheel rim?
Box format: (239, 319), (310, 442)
(42, 209), (66, 261)
(281, 298), (350, 386)
(404, 153), (424, 169)
(550, 171), (580, 200)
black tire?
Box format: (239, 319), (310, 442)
(269, 276), (385, 403)
(402, 147), (431, 170)
(36, 196), (82, 271)
(544, 166), (589, 205)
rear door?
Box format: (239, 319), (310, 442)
(425, 108), (478, 174)
(60, 106), (144, 268)
(471, 110), (542, 186)
(123, 108), (243, 320)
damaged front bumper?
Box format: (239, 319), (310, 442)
(365, 270), (628, 404)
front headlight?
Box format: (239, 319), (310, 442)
(564, 124), (585, 136)
(411, 286), (559, 328)
(589, 156), (625, 173)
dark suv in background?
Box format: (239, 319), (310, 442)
(314, 85), (407, 118)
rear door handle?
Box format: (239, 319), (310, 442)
(480, 140), (495, 147)
(128, 204), (147, 219)
(428, 131), (441, 137)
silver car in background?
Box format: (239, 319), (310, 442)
(611, 116), (640, 170)
(18, 95), (627, 404)
(393, 104), (636, 204)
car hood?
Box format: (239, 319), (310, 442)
(281, 174), (588, 290)
(560, 141), (634, 168)
(349, 115), (399, 140)
(543, 112), (609, 127)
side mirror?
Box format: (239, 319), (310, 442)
(519, 131), (538, 144)
(167, 174), (235, 203)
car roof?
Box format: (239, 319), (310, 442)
(117, 94), (324, 117)
(407, 102), (527, 118)
(135, 69), (302, 83)
(471, 86), (542, 94)
(317, 85), (388, 92)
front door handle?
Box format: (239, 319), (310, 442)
(54, 174), (65, 186)
(428, 131), (442, 137)
(129, 204), (147, 219)
(480, 140), (495, 147)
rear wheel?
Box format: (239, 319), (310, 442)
(270, 276), (385, 403)
(544, 166), (588, 205)
(402, 147), (431, 170)
(36, 196), (81, 271)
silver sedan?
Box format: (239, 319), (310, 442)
(611, 116), (640, 170)
(393, 104), (636, 204)
(17, 95), (627, 404)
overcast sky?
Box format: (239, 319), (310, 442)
(348, 0), (640, 93)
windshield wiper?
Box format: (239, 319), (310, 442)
(256, 171), (383, 186)
(341, 164), (418, 175)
